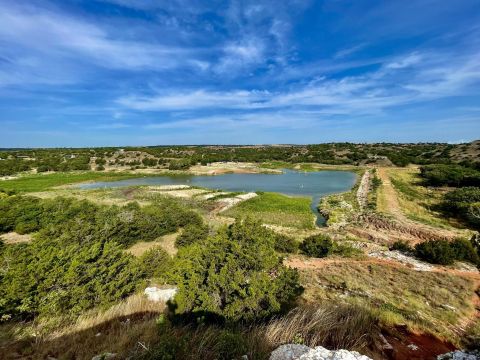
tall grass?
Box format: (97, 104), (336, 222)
(263, 304), (377, 350)
(1, 300), (378, 360)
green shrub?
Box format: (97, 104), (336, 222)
(390, 240), (413, 253)
(175, 224), (209, 247)
(0, 239), (141, 320)
(274, 234), (298, 253)
(420, 165), (480, 187)
(300, 234), (333, 258)
(415, 240), (455, 265)
(443, 187), (480, 229)
(450, 238), (480, 265)
(332, 243), (362, 257)
(215, 330), (248, 359)
(0, 196), (203, 247)
(139, 246), (173, 280)
(171, 218), (301, 322)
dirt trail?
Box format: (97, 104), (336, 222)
(376, 168), (407, 221)
(366, 167), (459, 242)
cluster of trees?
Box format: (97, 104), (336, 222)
(0, 196), (202, 247)
(443, 188), (480, 229)
(0, 192), (303, 324)
(0, 159), (31, 176)
(391, 238), (480, 266)
(420, 165), (480, 187)
(0, 195), (204, 320)
(140, 143), (460, 167)
(1, 142), (478, 176)
(171, 219), (301, 322)
(0, 237), (141, 320)
(418, 165), (480, 229)
(299, 234), (360, 258)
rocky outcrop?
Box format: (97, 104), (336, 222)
(270, 344), (372, 360)
(144, 287), (177, 302)
(437, 350), (480, 360)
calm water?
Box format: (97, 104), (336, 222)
(79, 170), (357, 226)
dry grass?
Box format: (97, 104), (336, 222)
(263, 304), (377, 351)
(0, 232), (32, 244)
(1, 295), (166, 360)
(126, 231), (181, 257)
(299, 261), (476, 344)
(1, 297), (380, 360)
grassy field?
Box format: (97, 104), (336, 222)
(0, 172), (142, 193)
(300, 261), (476, 344)
(386, 168), (465, 229)
(224, 192), (315, 229)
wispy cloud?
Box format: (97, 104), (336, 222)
(117, 48), (480, 117)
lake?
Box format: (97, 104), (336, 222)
(79, 169), (357, 226)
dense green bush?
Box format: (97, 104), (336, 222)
(443, 187), (480, 229)
(390, 240), (413, 253)
(175, 224), (209, 247)
(0, 196), (203, 247)
(450, 238), (480, 265)
(0, 239), (141, 320)
(0, 195), (43, 234)
(415, 240), (455, 265)
(414, 238), (479, 266)
(332, 243), (362, 257)
(139, 246), (173, 280)
(171, 219), (301, 322)
(142, 158), (158, 167)
(274, 234), (298, 253)
(300, 234), (333, 258)
(420, 165), (480, 187)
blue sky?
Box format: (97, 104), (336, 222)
(1, 0), (480, 147)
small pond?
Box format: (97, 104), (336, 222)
(79, 169), (357, 226)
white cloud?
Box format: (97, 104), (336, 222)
(385, 52), (423, 69)
(0, 1), (207, 87)
(118, 48), (480, 120)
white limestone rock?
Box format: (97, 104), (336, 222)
(270, 345), (372, 360)
(144, 287), (177, 302)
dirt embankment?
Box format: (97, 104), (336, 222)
(356, 170), (371, 210)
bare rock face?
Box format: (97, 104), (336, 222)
(270, 345), (373, 360)
(144, 286), (177, 302)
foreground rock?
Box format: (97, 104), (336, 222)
(144, 287), (177, 302)
(437, 350), (480, 360)
(270, 344), (372, 360)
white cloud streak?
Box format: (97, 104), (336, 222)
(118, 49), (480, 117)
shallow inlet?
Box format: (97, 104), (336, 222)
(79, 169), (357, 226)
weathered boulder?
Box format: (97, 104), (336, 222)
(144, 286), (177, 302)
(270, 345), (372, 360)
(270, 344), (311, 360)
(437, 350), (480, 360)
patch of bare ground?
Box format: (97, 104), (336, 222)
(125, 230), (181, 257)
(189, 161), (281, 175)
(0, 232), (32, 244)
